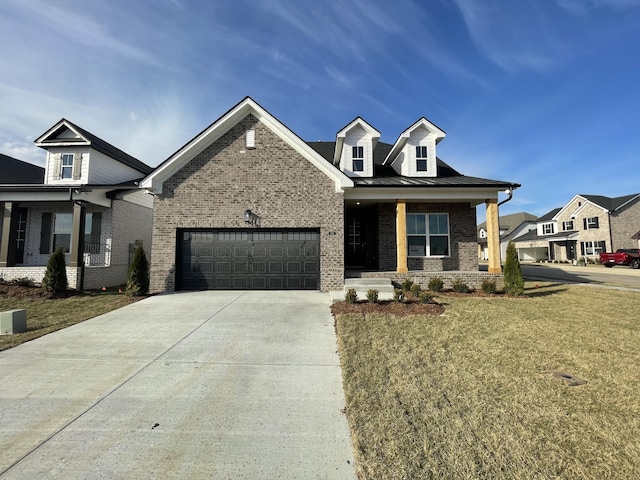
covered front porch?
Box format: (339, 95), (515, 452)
(342, 192), (504, 290)
(0, 185), (122, 290)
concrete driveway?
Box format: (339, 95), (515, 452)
(0, 291), (356, 479)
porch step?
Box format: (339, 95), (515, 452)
(336, 278), (395, 302)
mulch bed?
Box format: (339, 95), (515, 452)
(0, 282), (53, 300)
(331, 289), (512, 317)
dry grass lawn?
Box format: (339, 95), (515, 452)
(0, 283), (141, 351)
(335, 282), (640, 479)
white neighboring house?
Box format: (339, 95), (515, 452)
(0, 119), (153, 289)
(477, 212), (537, 261)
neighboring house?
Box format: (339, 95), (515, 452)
(0, 153), (45, 184)
(477, 212), (537, 261)
(0, 120), (154, 289)
(512, 193), (640, 262)
(141, 97), (519, 292)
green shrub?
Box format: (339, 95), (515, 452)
(452, 278), (469, 293)
(126, 244), (150, 297)
(42, 247), (68, 295)
(410, 283), (421, 297)
(11, 277), (35, 287)
(418, 291), (434, 304)
(393, 288), (405, 303)
(366, 289), (379, 304)
(428, 276), (444, 292)
(481, 279), (497, 294)
(345, 288), (358, 304)
(503, 240), (524, 296)
(401, 278), (414, 292)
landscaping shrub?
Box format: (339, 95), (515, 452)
(428, 276), (444, 292)
(366, 289), (379, 304)
(410, 283), (421, 297)
(126, 243), (150, 297)
(418, 291), (434, 304)
(452, 278), (469, 293)
(401, 278), (414, 292)
(42, 247), (68, 295)
(481, 278), (497, 294)
(345, 288), (358, 304)
(503, 240), (524, 296)
(11, 277), (35, 287)
(393, 288), (405, 303)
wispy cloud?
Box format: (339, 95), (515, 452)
(557, 0), (640, 15)
(451, 0), (562, 73)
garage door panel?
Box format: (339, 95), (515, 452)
(178, 229), (320, 290)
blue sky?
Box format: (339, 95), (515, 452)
(1, 0), (640, 222)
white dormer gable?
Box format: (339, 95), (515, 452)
(333, 118), (380, 178)
(383, 118), (446, 178)
(35, 119), (150, 186)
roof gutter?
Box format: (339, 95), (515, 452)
(498, 186), (515, 207)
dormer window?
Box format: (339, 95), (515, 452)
(543, 223), (555, 234)
(352, 146), (364, 172)
(416, 146), (428, 171)
(61, 154), (74, 179)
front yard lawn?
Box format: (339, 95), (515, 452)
(335, 283), (640, 479)
(0, 283), (141, 351)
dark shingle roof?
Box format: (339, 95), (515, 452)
(536, 208), (561, 222)
(39, 120), (153, 175)
(0, 153), (45, 184)
(581, 193), (640, 212)
(306, 141), (515, 189)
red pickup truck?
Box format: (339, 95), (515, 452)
(599, 249), (640, 269)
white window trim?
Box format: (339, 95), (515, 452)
(407, 213), (450, 257)
(352, 145), (364, 172)
(416, 145), (428, 172)
(543, 223), (554, 234)
(585, 216), (599, 229)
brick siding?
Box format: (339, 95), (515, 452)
(610, 198), (640, 250)
(150, 114), (344, 293)
(378, 202), (478, 271)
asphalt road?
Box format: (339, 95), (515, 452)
(520, 263), (640, 289)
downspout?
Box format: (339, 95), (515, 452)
(608, 210), (613, 251)
(496, 187), (515, 262)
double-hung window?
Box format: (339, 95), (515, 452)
(352, 146), (364, 172)
(53, 213), (73, 252)
(562, 220), (574, 231)
(584, 216), (599, 229)
(407, 213), (450, 257)
(581, 240), (605, 256)
(416, 146), (428, 172)
(61, 154), (74, 179)
(543, 223), (554, 234)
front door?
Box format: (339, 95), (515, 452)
(9, 207), (27, 265)
(345, 206), (378, 270)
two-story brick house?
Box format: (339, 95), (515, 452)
(512, 193), (640, 262)
(141, 97), (519, 292)
(0, 120), (153, 289)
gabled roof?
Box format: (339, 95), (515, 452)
(537, 208), (561, 222)
(308, 141), (515, 189)
(35, 119), (152, 175)
(581, 193), (640, 212)
(141, 97), (354, 194)
(0, 153), (44, 184)
(477, 212), (537, 232)
(333, 117), (380, 165)
(383, 117), (446, 166)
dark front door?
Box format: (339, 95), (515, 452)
(345, 206), (378, 270)
(177, 229), (320, 290)
(567, 241), (577, 260)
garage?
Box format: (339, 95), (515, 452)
(176, 229), (320, 290)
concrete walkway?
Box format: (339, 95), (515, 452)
(0, 291), (356, 479)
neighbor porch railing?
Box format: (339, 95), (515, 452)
(82, 240), (111, 267)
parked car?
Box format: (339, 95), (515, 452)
(599, 249), (640, 269)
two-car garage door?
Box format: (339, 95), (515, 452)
(177, 229), (320, 290)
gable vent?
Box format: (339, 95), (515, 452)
(246, 129), (256, 149)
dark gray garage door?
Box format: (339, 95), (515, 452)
(177, 229), (320, 290)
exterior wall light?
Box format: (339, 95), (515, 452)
(244, 209), (260, 226)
